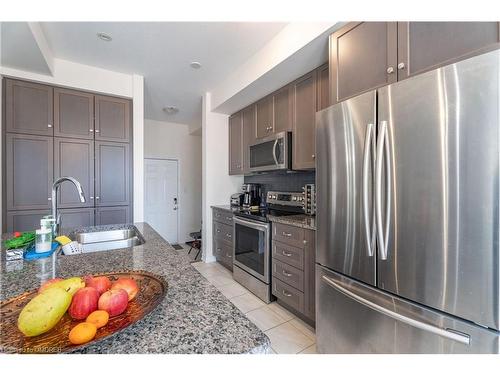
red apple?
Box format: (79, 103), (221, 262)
(38, 278), (63, 293)
(84, 275), (112, 295)
(98, 289), (128, 317)
(69, 287), (100, 320)
(111, 278), (139, 301)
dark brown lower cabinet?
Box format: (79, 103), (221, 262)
(95, 206), (131, 226)
(212, 208), (233, 271)
(271, 222), (315, 324)
(59, 208), (95, 229)
(6, 210), (50, 232)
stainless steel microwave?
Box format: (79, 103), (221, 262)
(249, 131), (291, 172)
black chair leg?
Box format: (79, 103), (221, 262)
(195, 248), (201, 260)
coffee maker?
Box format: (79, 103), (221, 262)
(241, 183), (261, 209)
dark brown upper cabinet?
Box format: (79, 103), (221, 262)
(6, 134), (53, 211)
(329, 22), (398, 104)
(95, 141), (131, 207)
(54, 138), (95, 209)
(95, 95), (131, 142)
(316, 63), (330, 111)
(228, 112), (243, 175)
(273, 85), (293, 133)
(256, 95), (274, 139)
(5, 79), (54, 136)
(54, 88), (95, 139)
(397, 22), (500, 80)
(242, 105), (256, 174)
(292, 70), (317, 170)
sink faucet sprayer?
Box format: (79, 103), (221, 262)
(51, 177), (86, 235)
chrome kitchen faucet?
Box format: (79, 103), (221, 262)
(51, 177), (86, 236)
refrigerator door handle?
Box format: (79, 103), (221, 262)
(375, 120), (391, 260)
(321, 275), (471, 346)
(362, 123), (375, 257)
(375, 121), (386, 258)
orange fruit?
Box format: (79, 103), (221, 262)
(86, 310), (109, 328)
(68, 322), (97, 345)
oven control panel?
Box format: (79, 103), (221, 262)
(266, 191), (304, 207)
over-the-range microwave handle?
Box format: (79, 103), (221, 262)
(362, 122), (375, 257)
(272, 138), (279, 166)
(321, 275), (471, 346)
(375, 120), (391, 261)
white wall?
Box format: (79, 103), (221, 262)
(0, 59), (145, 222)
(144, 119), (202, 243)
(202, 92), (243, 262)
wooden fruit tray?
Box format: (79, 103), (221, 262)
(0, 270), (168, 354)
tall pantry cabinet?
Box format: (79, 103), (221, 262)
(2, 78), (133, 232)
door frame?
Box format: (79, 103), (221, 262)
(143, 157), (180, 244)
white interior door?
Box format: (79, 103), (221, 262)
(144, 158), (179, 243)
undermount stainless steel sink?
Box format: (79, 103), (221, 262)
(69, 227), (145, 254)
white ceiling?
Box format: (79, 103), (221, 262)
(38, 22), (288, 125)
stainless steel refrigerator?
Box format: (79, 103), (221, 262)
(315, 49), (500, 354)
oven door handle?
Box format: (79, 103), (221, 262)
(233, 216), (270, 231)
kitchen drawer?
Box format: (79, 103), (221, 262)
(212, 208), (234, 226)
(272, 241), (304, 270)
(213, 220), (233, 244)
(273, 259), (304, 292)
(272, 277), (304, 313)
(213, 239), (233, 271)
(273, 222), (305, 248)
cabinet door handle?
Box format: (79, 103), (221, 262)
(312, 154), (315, 159)
(226, 253), (232, 258)
(216, 247), (222, 252)
(282, 270), (293, 277)
(386, 66), (394, 74)
(90, 196), (94, 200)
(95, 129), (100, 133)
(226, 233), (232, 238)
(282, 231), (292, 237)
(282, 250), (292, 257)
(47, 124), (52, 128)
(282, 290), (292, 297)
(47, 197), (52, 201)
(216, 229), (221, 233)
(89, 129), (94, 132)
(226, 217), (233, 221)
(397, 62), (405, 70)
(95, 196), (100, 200)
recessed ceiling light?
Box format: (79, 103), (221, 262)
(190, 61), (202, 69)
(163, 106), (179, 115)
(97, 32), (112, 42)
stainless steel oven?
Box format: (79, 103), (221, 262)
(249, 131), (291, 172)
(233, 216), (271, 302)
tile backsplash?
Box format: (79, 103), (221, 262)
(244, 170), (315, 203)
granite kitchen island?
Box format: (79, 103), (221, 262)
(0, 223), (270, 354)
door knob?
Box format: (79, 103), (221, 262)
(397, 62), (405, 70)
(386, 66), (394, 74)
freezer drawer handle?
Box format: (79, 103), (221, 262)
(321, 275), (471, 346)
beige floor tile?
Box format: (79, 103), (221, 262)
(246, 305), (288, 331)
(266, 321), (314, 354)
(289, 318), (316, 341)
(216, 281), (249, 299)
(299, 344), (317, 354)
(267, 302), (295, 322)
(205, 273), (235, 287)
(230, 292), (266, 313)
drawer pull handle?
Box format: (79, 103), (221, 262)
(282, 270), (293, 277)
(226, 217), (233, 221)
(282, 251), (292, 257)
(216, 229), (221, 233)
(226, 253), (232, 258)
(226, 233), (232, 238)
(216, 247), (222, 252)
(282, 232), (292, 237)
(282, 290), (292, 297)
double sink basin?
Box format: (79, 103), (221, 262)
(66, 227), (145, 255)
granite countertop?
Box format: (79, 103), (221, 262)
(0, 223), (270, 354)
(268, 214), (316, 231)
